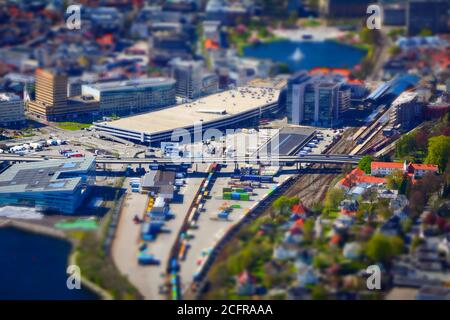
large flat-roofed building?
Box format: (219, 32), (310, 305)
(93, 87), (280, 145)
(81, 77), (176, 116)
(0, 157), (95, 214)
(28, 68), (99, 121)
(0, 93), (26, 126)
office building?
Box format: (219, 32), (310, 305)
(81, 77), (176, 116)
(0, 93), (26, 127)
(205, 0), (250, 25)
(406, 0), (448, 36)
(170, 59), (204, 100)
(28, 69), (99, 121)
(0, 157), (95, 214)
(286, 71), (351, 127)
(201, 73), (219, 96)
(390, 91), (423, 130)
(319, 0), (371, 18)
(381, 1), (406, 26)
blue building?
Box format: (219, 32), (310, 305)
(0, 157), (95, 214)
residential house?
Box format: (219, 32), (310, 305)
(371, 161), (438, 179)
(343, 242), (362, 260)
(390, 194), (409, 219)
(273, 243), (299, 260)
(297, 267), (319, 288)
(338, 167), (386, 192)
(339, 199), (359, 215)
(236, 270), (256, 296)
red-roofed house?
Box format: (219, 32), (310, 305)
(338, 167), (386, 191)
(292, 203), (307, 215)
(371, 161), (438, 178)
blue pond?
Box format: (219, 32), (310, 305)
(0, 227), (98, 300)
(243, 40), (367, 71)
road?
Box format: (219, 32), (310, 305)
(0, 153), (362, 165)
(367, 29), (391, 82)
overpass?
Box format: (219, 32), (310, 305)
(0, 154), (362, 165)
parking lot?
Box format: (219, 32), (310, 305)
(112, 171), (206, 299)
(178, 164), (293, 294)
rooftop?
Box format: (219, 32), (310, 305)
(0, 158), (95, 194)
(0, 93), (21, 102)
(85, 77), (176, 92)
(96, 87), (280, 134)
(392, 91), (418, 107)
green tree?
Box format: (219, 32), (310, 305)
(303, 219), (314, 242)
(386, 170), (404, 190)
(324, 188), (345, 212)
(395, 133), (417, 159)
(358, 155), (373, 174)
(311, 284), (327, 300)
(375, 199), (393, 220)
(388, 45), (401, 56)
(271, 196), (299, 218)
(419, 28), (433, 37)
(286, 12), (298, 27)
(401, 218), (413, 234)
(366, 234), (404, 264)
(425, 135), (450, 172)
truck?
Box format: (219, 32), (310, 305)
(138, 252), (158, 265)
(211, 210), (230, 221)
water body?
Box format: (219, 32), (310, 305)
(243, 40), (367, 71)
(0, 227), (98, 300)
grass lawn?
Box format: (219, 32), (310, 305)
(301, 19), (322, 27)
(56, 122), (92, 131)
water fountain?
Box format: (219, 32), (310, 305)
(291, 47), (303, 61)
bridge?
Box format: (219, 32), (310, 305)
(0, 153), (362, 165)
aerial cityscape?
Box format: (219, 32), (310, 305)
(0, 0), (449, 303)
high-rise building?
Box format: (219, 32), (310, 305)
(170, 59), (204, 100)
(28, 69), (99, 121)
(406, 0), (448, 36)
(286, 72), (351, 127)
(286, 71), (312, 124)
(0, 93), (26, 127)
(381, 0), (406, 26)
(390, 91), (422, 129)
(201, 73), (219, 96)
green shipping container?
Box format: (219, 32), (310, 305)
(240, 193), (250, 201)
(234, 188), (245, 193)
(223, 187), (232, 193)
